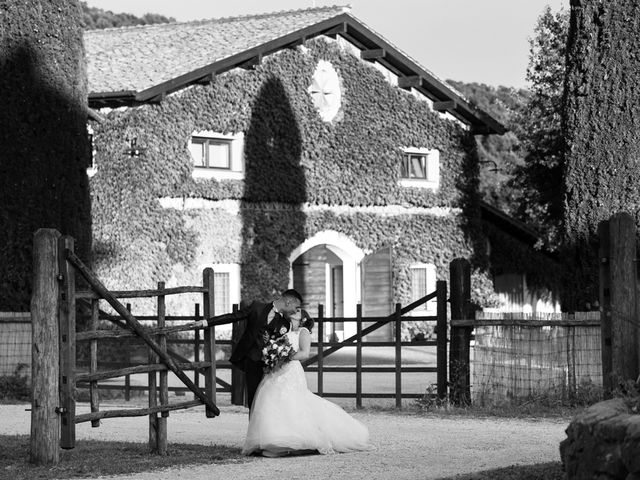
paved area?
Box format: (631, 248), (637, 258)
(2, 401), (569, 480)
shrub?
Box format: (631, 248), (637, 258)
(0, 364), (30, 401)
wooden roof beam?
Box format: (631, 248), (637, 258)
(324, 22), (347, 39)
(398, 75), (421, 90)
(193, 73), (215, 85)
(361, 48), (386, 61)
(240, 54), (262, 70)
(286, 37), (306, 49)
(471, 125), (494, 135)
(147, 92), (166, 104)
(433, 100), (457, 112)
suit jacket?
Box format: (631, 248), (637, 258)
(224, 301), (291, 370)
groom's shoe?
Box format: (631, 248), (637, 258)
(262, 450), (290, 458)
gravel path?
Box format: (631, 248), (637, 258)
(1, 402), (569, 480)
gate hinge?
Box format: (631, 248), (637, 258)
(55, 406), (67, 415)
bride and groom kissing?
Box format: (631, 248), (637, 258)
(196, 289), (372, 457)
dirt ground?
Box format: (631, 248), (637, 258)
(1, 398), (569, 480)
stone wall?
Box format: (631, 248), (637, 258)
(561, 398), (640, 479)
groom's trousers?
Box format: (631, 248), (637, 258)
(244, 358), (264, 410)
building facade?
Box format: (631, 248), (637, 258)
(85, 6), (514, 340)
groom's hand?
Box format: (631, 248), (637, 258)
(192, 319), (208, 329)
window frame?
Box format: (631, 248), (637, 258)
(206, 263), (240, 316)
(87, 124), (97, 178)
(408, 263), (437, 314)
(190, 131), (244, 181)
(191, 136), (233, 171)
(399, 148), (439, 190)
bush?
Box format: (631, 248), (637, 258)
(0, 364), (30, 401)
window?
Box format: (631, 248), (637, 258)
(409, 263), (436, 313)
(206, 264), (240, 317)
(399, 148), (439, 190)
(401, 153), (428, 179)
(308, 60), (342, 122)
(87, 125), (97, 177)
(189, 132), (244, 180)
(213, 272), (230, 316)
(190, 137), (232, 170)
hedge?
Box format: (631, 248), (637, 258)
(0, 0), (91, 311)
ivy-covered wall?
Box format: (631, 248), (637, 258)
(90, 36), (500, 313)
(0, 0), (91, 311)
(563, 0), (640, 310)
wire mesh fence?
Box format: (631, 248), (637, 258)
(472, 311), (602, 405)
(0, 312), (31, 379)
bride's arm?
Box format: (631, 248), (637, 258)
(292, 328), (311, 361)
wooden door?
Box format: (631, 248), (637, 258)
(361, 246), (393, 341)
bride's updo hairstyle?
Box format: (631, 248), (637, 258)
(300, 310), (314, 333)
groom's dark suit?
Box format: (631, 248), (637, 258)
(224, 301), (291, 409)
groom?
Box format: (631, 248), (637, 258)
(197, 289), (303, 410)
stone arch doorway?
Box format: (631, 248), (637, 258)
(289, 231), (364, 340)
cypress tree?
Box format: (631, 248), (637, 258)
(562, 0), (640, 309)
(0, 0), (91, 310)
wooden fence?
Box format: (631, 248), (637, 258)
(30, 229), (220, 464)
(462, 311), (602, 405)
(82, 281), (449, 409)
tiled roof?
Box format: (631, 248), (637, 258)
(83, 5), (505, 134)
(84, 5), (350, 94)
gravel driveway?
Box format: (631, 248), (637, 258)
(1, 402), (568, 480)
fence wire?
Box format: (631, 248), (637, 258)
(0, 314), (31, 379)
(472, 312), (602, 405)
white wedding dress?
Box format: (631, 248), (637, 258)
(242, 328), (372, 455)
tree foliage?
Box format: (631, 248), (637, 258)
(79, 1), (174, 30)
(0, 0), (91, 310)
(451, 6), (569, 251)
(448, 81), (528, 216)
(512, 6), (569, 249)
(561, 0), (640, 310)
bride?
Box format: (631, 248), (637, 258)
(242, 310), (372, 457)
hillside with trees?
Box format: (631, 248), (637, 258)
(80, 1), (174, 29)
(451, 6), (569, 252)
(448, 80), (528, 218)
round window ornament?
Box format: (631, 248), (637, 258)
(308, 60), (342, 122)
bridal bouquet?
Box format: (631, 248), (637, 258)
(262, 335), (296, 373)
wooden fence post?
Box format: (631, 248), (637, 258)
(194, 303), (200, 398)
(607, 213), (639, 386)
(202, 268), (217, 416)
(58, 235), (76, 449)
(449, 258), (471, 405)
(30, 228), (61, 465)
(157, 281), (168, 455)
(356, 303), (362, 409)
(90, 298), (100, 427)
(436, 280), (448, 399)
(125, 303), (132, 401)
(147, 302), (158, 451)
(230, 303), (245, 406)
(598, 219), (613, 394)
(317, 304), (324, 397)
(394, 303), (402, 408)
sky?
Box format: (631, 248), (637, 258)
(83, 0), (569, 89)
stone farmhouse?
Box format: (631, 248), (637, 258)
(83, 5), (559, 340)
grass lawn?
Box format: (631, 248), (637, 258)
(435, 462), (564, 480)
(0, 432), (565, 480)
(0, 434), (248, 480)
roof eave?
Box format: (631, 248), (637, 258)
(87, 12), (506, 135)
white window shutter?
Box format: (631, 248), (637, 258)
(427, 150), (440, 186)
